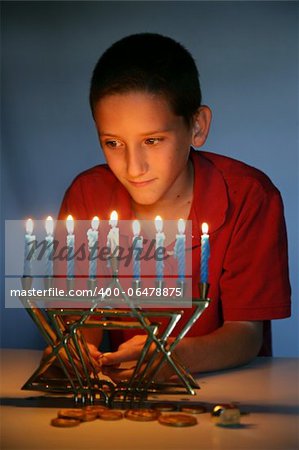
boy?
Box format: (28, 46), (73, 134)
(58, 33), (291, 381)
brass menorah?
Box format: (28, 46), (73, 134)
(20, 264), (210, 408)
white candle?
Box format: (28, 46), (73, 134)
(87, 216), (99, 279)
(24, 218), (35, 277)
(155, 215), (165, 280)
(107, 210), (119, 259)
(132, 220), (143, 280)
(66, 215), (75, 279)
(174, 218), (186, 280)
(45, 216), (54, 277)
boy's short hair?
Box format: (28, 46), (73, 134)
(89, 33), (202, 125)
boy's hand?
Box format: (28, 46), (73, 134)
(100, 335), (176, 383)
(87, 343), (103, 362)
(100, 335), (149, 367)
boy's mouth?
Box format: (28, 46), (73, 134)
(127, 178), (156, 188)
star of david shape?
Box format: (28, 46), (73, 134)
(20, 275), (210, 404)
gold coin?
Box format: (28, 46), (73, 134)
(83, 405), (108, 417)
(153, 403), (176, 412)
(51, 417), (81, 428)
(125, 409), (160, 422)
(83, 405), (108, 412)
(180, 405), (207, 414)
(158, 413), (198, 427)
(98, 410), (123, 421)
(81, 411), (98, 422)
(58, 409), (84, 420)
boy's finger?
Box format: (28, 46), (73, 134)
(87, 345), (102, 359)
(89, 349), (102, 358)
(100, 349), (136, 366)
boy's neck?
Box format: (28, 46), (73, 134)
(131, 160), (194, 221)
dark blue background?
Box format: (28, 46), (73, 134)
(1, 1), (298, 356)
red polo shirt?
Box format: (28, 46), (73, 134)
(59, 149), (291, 355)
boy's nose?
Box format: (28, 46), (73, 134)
(126, 147), (148, 178)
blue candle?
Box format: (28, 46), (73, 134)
(87, 216), (99, 279)
(66, 215), (75, 279)
(174, 218), (186, 280)
(132, 220), (143, 279)
(45, 216), (54, 277)
(24, 218), (35, 277)
(155, 216), (165, 281)
(200, 222), (210, 283)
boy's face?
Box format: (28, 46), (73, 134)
(93, 91), (194, 211)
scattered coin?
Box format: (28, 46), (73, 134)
(158, 413), (198, 427)
(153, 403), (176, 412)
(57, 409), (84, 420)
(125, 409), (160, 422)
(180, 404), (207, 414)
(98, 410), (123, 421)
(81, 411), (98, 422)
(83, 405), (108, 416)
(83, 405), (108, 411)
(51, 417), (81, 428)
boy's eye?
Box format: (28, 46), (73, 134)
(104, 140), (122, 148)
(144, 137), (163, 145)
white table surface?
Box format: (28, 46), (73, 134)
(1, 349), (298, 450)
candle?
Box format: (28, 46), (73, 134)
(200, 222), (210, 283)
(66, 215), (75, 279)
(107, 210), (119, 260)
(174, 218), (186, 280)
(132, 220), (143, 279)
(87, 216), (99, 279)
(24, 218), (36, 277)
(45, 216), (54, 277)
(155, 215), (165, 281)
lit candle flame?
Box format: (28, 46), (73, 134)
(91, 216), (100, 231)
(132, 219), (140, 236)
(25, 218), (34, 235)
(155, 215), (163, 233)
(66, 215), (74, 234)
(178, 218), (186, 234)
(45, 216), (54, 235)
(109, 210), (118, 227)
(202, 222), (209, 234)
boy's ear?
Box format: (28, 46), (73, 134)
(191, 106), (212, 148)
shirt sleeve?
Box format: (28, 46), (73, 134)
(220, 180), (291, 320)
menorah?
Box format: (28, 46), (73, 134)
(19, 261), (210, 408)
